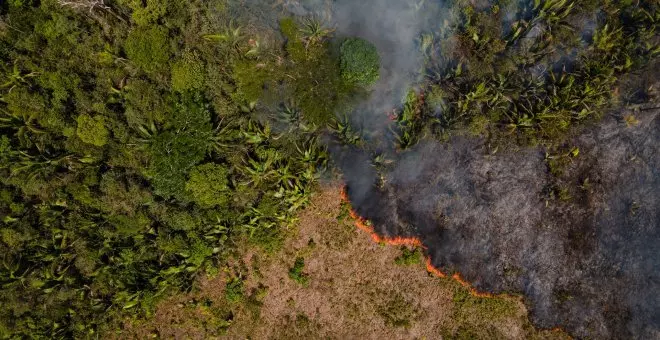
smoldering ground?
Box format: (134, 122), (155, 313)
(342, 107), (660, 339)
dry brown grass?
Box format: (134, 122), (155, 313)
(116, 183), (570, 340)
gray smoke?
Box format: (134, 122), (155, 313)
(330, 0), (428, 127)
(290, 0), (453, 134)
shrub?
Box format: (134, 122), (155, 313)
(118, 0), (188, 29)
(394, 247), (422, 266)
(121, 0), (168, 26)
(171, 51), (205, 92)
(288, 257), (309, 286)
(148, 131), (206, 199)
(122, 79), (168, 126)
(76, 114), (108, 147)
(377, 292), (420, 328)
(147, 94), (212, 199)
(185, 163), (230, 208)
(340, 37), (380, 86)
(225, 276), (244, 304)
(232, 59), (269, 104)
(124, 26), (170, 73)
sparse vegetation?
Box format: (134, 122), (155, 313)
(288, 257), (309, 286)
(402, 0), (659, 148)
(225, 275), (245, 304)
(377, 292), (421, 328)
(394, 246), (423, 266)
(441, 287), (527, 339)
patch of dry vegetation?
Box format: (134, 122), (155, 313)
(116, 184), (570, 340)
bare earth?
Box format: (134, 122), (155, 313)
(118, 184), (570, 340)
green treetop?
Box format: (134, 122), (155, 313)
(185, 163), (231, 208)
(340, 37), (380, 87)
(171, 51), (205, 93)
(76, 114), (109, 147)
(124, 26), (171, 73)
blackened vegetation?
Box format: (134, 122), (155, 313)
(342, 106), (660, 339)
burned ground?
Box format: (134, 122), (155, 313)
(341, 106), (659, 339)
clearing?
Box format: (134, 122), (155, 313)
(117, 185), (570, 339)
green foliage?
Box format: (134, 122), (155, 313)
(0, 4), (328, 337)
(185, 163), (230, 208)
(6, 0), (28, 8)
(300, 17), (334, 49)
(280, 18), (306, 61)
(116, 0), (187, 28)
(377, 292), (420, 328)
(421, 0), (659, 145)
(394, 89), (429, 149)
(0, 0), (655, 337)
(148, 131), (205, 199)
(394, 247), (423, 266)
(278, 18), (356, 124)
(98, 171), (153, 215)
(121, 0), (168, 26)
(76, 114), (109, 147)
(454, 7), (506, 77)
(231, 17), (355, 124)
(225, 276), (244, 304)
(124, 26), (171, 73)
(147, 94), (211, 200)
(232, 59), (269, 105)
(122, 79), (168, 126)
(171, 51), (205, 93)
(288, 257), (309, 286)
(340, 37), (380, 87)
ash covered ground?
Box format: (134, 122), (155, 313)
(339, 107), (660, 339)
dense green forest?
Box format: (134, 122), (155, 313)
(0, 0), (342, 336)
(0, 0), (657, 338)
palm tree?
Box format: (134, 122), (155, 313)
(1, 62), (39, 93)
(300, 17), (334, 49)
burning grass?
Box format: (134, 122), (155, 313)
(340, 186), (497, 299)
(340, 186), (575, 337)
(341, 188), (422, 247)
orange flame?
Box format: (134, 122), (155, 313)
(425, 257), (446, 278)
(341, 186), (493, 297)
(340, 186), (569, 337)
(452, 272), (494, 298)
(342, 188), (424, 247)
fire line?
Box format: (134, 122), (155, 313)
(340, 185), (568, 336)
(341, 186), (493, 298)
